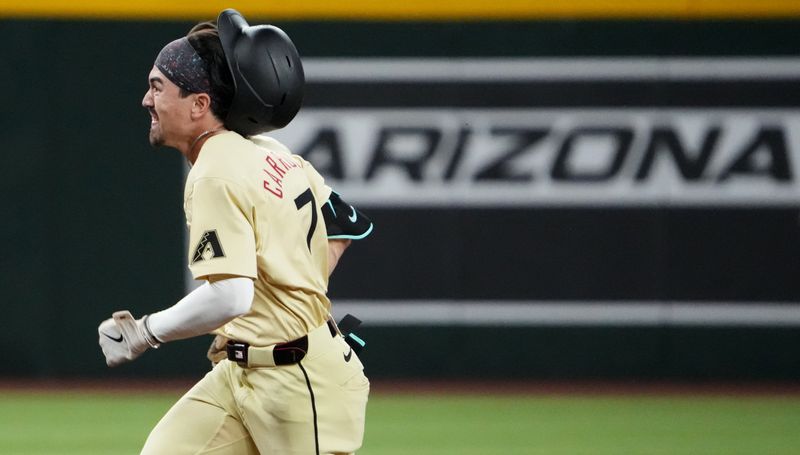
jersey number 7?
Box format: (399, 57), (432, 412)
(294, 188), (318, 251)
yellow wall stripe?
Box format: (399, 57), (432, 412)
(0, 1), (799, 20)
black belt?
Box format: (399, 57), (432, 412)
(226, 319), (337, 366)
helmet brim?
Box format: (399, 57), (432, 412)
(218, 8), (247, 86)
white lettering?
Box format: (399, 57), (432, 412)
(269, 109), (800, 207)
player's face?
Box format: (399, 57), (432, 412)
(141, 67), (195, 148)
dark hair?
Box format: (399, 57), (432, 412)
(181, 21), (235, 122)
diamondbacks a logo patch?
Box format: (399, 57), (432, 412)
(192, 230), (225, 263)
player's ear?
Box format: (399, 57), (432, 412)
(191, 93), (212, 118)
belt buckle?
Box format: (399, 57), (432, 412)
(227, 342), (249, 364)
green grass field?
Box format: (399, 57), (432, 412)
(1, 389), (799, 454)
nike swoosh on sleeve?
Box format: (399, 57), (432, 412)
(102, 332), (124, 343)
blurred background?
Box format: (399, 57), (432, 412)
(2, 0), (800, 386)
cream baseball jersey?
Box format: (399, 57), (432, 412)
(184, 131), (333, 346)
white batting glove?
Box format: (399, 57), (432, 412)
(98, 311), (161, 367)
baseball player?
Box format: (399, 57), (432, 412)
(97, 9), (373, 454)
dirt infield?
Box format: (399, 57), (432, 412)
(2, 378), (799, 396)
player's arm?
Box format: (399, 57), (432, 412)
(293, 153), (373, 246)
(147, 273), (252, 342)
(98, 274), (253, 367)
(328, 239), (351, 275)
(322, 191), (372, 275)
(300, 152), (371, 276)
(99, 177), (257, 367)
(321, 191), (373, 241)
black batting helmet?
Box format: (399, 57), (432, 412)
(217, 9), (305, 136)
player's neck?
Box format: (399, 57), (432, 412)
(186, 126), (226, 164)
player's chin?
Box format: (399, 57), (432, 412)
(148, 129), (164, 147)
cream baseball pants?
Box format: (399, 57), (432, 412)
(141, 322), (369, 454)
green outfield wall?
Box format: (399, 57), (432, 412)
(2, 16), (800, 380)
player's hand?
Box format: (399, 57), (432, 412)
(206, 334), (229, 366)
(98, 311), (160, 367)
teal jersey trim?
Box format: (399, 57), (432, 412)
(347, 333), (366, 348)
(325, 199), (336, 218)
(328, 222), (374, 240)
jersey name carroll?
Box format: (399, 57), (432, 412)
(262, 151), (301, 198)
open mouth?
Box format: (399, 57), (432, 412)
(149, 108), (159, 126)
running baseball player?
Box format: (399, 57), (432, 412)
(97, 9), (373, 454)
